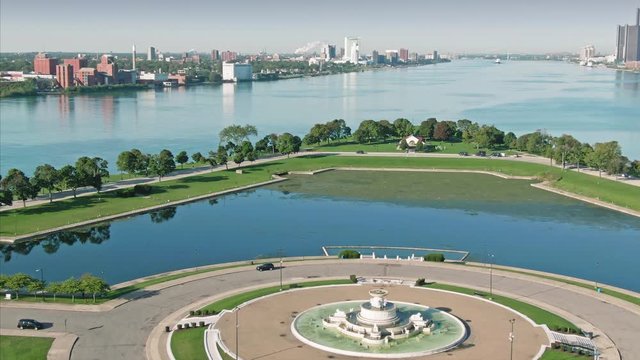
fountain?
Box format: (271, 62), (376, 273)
(291, 288), (468, 358)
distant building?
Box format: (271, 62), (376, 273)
(139, 71), (169, 82)
(97, 54), (118, 83)
(399, 48), (409, 62)
(76, 68), (97, 86)
(327, 44), (337, 59)
(221, 51), (237, 62)
(222, 62), (252, 82)
(132, 44), (137, 70)
(580, 45), (596, 60)
(344, 37), (360, 63)
(409, 52), (419, 62)
(63, 56), (88, 75)
(433, 50), (439, 61)
(211, 49), (220, 61)
(118, 69), (137, 84)
(339, 47), (345, 59)
(56, 64), (74, 88)
(34, 53), (58, 75)
(616, 8), (640, 63)
(148, 46), (157, 61)
(371, 50), (380, 64)
(385, 50), (399, 65)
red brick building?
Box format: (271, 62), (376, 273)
(221, 51), (237, 62)
(34, 53), (58, 75)
(97, 54), (118, 83)
(63, 57), (88, 74)
(399, 48), (409, 62)
(76, 67), (97, 86)
(55, 64), (74, 88)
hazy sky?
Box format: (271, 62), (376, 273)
(1, 0), (639, 54)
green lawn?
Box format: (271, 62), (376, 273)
(0, 335), (54, 360)
(424, 283), (580, 333)
(2, 155), (638, 236)
(216, 344), (235, 360)
(198, 279), (353, 314)
(170, 327), (207, 360)
(540, 348), (591, 359)
(308, 139), (513, 155)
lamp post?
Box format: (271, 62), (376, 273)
(509, 318), (516, 360)
(594, 261), (599, 292)
(36, 268), (44, 302)
(278, 248), (283, 291)
(488, 254), (494, 299)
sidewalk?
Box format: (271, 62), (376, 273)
(0, 328), (78, 360)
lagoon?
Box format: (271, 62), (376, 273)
(1, 60), (639, 174)
(1, 171), (638, 291)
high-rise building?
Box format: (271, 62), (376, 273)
(385, 50), (399, 65)
(399, 48), (409, 62)
(433, 50), (439, 62)
(56, 64), (74, 88)
(371, 50), (380, 65)
(211, 49), (220, 61)
(132, 44), (137, 70)
(148, 46), (157, 61)
(580, 45), (596, 60)
(616, 8), (640, 63)
(34, 53), (58, 75)
(222, 62), (253, 82)
(344, 37), (360, 63)
(327, 44), (337, 59)
(221, 51), (237, 62)
(97, 54), (118, 83)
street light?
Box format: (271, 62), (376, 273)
(594, 261), (599, 292)
(35, 268), (45, 302)
(279, 249), (284, 291)
(509, 318), (516, 360)
(488, 254), (495, 299)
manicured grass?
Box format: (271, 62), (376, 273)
(170, 327), (207, 360)
(0, 335), (54, 360)
(466, 264), (640, 307)
(540, 348), (591, 359)
(198, 279), (353, 314)
(424, 283), (580, 333)
(216, 344), (235, 360)
(309, 139), (513, 155)
(2, 154), (638, 236)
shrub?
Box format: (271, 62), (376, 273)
(424, 253), (445, 262)
(415, 278), (426, 286)
(176, 324), (183, 330)
(189, 310), (195, 316)
(133, 184), (153, 195)
(349, 274), (358, 283)
(115, 188), (136, 198)
(199, 321), (205, 327)
(339, 250), (361, 259)
(195, 310), (201, 316)
(203, 309), (209, 316)
(184, 323), (190, 329)
(165, 326), (171, 332)
(288, 283), (300, 289)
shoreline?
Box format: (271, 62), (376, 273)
(1, 165), (638, 244)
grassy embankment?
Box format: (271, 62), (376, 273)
(540, 349), (591, 359)
(170, 327), (207, 360)
(2, 155), (639, 237)
(311, 138), (513, 155)
(0, 79), (37, 98)
(424, 283), (580, 332)
(0, 335), (53, 360)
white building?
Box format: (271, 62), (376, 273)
(139, 71), (168, 81)
(580, 45), (596, 60)
(222, 62), (253, 82)
(344, 37), (360, 63)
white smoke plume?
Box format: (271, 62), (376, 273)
(294, 41), (327, 55)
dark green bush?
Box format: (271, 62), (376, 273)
(133, 184), (153, 195)
(424, 253), (445, 262)
(288, 283), (300, 289)
(349, 274), (358, 283)
(189, 310), (195, 316)
(415, 278), (426, 286)
(115, 188), (136, 198)
(195, 310), (201, 316)
(339, 250), (361, 259)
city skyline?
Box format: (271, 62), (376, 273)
(1, 1), (639, 54)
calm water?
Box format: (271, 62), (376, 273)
(1, 172), (639, 291)
(1, 60), (639, 174)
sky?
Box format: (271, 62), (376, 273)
(1, 0), (639, 55)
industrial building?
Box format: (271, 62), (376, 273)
(222, 62), (253, 82)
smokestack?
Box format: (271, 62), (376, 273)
(132, 44), (137, 70)
(637, 7), (639, 26)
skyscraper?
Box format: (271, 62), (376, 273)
(580, 45), (596, 60)
(211, 49), (220, 61)
(616, 8), (640, 63)
(327, 44), (336, 59)
(399, 48), (409, 62)
(148, 46), (157, 61)
(344, 37), (360, 63)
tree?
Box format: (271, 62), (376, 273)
(277, 133), (301, 157)
(216, 146), (229, 169)
(1, 169), (39, 207)
(79, 274), (110, 303)
(46, 282), (63, 302)
(219, 124), (258, 144)
(130, 149), (150, 175)
(393, 118), (414, 137)
(377, 120), (395, 140)
(61, 277), (82, 303)
(32, 164), (60, 203)
(415, 140), (425, 152)
(233, 151), (245, 166)
(148, 150), (176, 181)
(58, 165), (81, 198)
(191, 152), (204, 164)
(267, 133), (279, 153)
(27, 279), (45, 300)
(417, 118), (438, 139)
(116, 151), (137, 178)
(589, 141), (623, 177)
(75, 157), (109, 192)
(398, 139), (408, 151)
(0, 175), (13, 206)
(475, 125), (505, 149)
(175, 151), (189, 169)
(305, 123), (330, 144)
(5, 273), (35, 299)
(353, 120), (381, 143)
(205, 151), (217, 170)
(553, 134), (581, 170)
(433, 121), (454, 141)
(504, 132), (518, 149)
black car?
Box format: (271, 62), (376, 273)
(475, 151), (486, 157)
(355, 150), (366, 154)
(17, 319), (42, 330)
(458, 151), (469, 156)
(256, 263), (275, 271)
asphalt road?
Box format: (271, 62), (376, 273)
(1, 262), (638, 360)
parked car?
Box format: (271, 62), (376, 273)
(17, 319), (42, 330)
(475, 151), (486, 157)
(355, 150), (366, 154)
(458, 151), (469, 156)
(256, 263), (275, 271)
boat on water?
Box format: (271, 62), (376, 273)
(495, 58), (501, 64)
(162, 81), (177, 87)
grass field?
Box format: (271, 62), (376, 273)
(170, 327), (207, 360)
(309, 139), (514, 155)
(540, 348), (592, 359)
(424, 283), (580, 332)
(0, 335), (54, 360)
(1, 155), (638, 237)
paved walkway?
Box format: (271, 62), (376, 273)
(1, 259), (638, 360)
(0, 328), (78, 360)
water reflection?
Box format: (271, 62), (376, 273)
(149, 206), (177, 223)
(615, 70), (640, 93)
(0, 224), (111, 263)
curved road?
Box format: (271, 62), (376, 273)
(1, 260), (638, 360)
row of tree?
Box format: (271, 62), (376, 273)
(0, 272), (110, 303)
